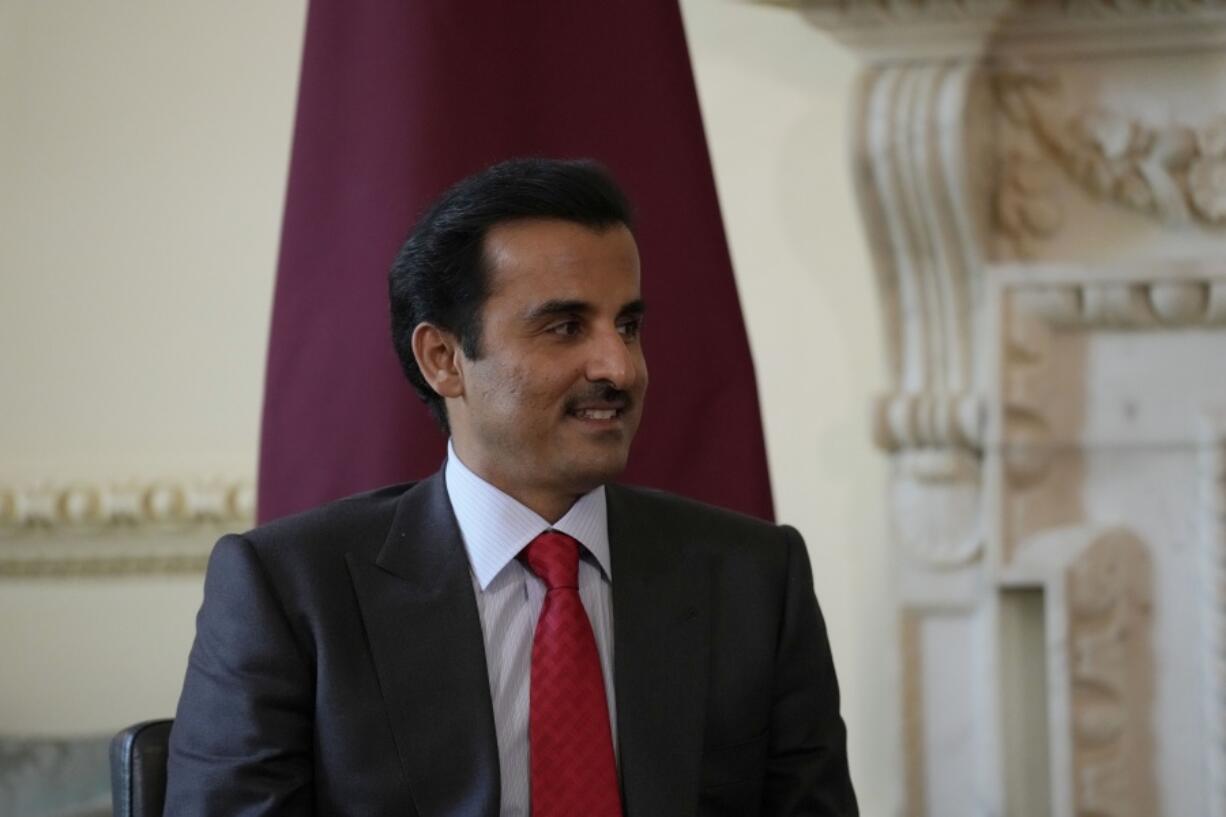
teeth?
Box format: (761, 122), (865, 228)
(577, 409), (617, 420)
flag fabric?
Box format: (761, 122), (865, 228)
(257, 0), (774, 523)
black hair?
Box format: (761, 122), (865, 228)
(389, 157), (634, 432)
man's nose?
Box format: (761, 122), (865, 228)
(585, 326), (638, 388)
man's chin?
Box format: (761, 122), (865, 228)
(561, 451), (631, 493)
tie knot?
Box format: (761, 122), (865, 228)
(520, 530), (580, 590)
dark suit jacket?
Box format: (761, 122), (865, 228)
(165, 472), (857, 816)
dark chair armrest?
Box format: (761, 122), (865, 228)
(110, 719), (173, 817)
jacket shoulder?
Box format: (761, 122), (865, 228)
(607, 483), (792, 545)
(238, 482), (417, 563)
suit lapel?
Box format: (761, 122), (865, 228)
(346, 472), (499, 817)
(608, 486), (708, 817)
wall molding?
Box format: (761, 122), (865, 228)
(808, 0), (1226, 24)
(0, 548), (211, 578)
(0, 477), (254, 532)
(1013, 277), (1226, 328)
(805, 0), (1226, 60)
(0, 476), (254, 577)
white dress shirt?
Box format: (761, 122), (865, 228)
(444, 442), (617, 817)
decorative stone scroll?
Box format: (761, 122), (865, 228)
(891, 448), (984, 566)
(853, 59), (990, 568)
(854, 60), (987, 414)
(872, 392), (983, 452)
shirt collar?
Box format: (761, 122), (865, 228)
(444, 440), (611, 590)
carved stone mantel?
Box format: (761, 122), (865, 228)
(805, 2), (1226, 816)
(806, 0), (1226, 59)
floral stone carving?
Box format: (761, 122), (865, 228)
(995, 70), (1226, 229)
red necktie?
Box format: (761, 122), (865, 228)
(520, 530), (623, 817)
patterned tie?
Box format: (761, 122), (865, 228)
(519, 530), (623, 817)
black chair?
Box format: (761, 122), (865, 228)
(110, 719), (173, 817)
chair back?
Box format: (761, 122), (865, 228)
(110, 719), (173, 817)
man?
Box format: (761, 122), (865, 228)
(166, 158), (857, 816)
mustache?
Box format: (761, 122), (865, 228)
(564, 383), (632, 412)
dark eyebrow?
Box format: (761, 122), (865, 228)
(522, 299), (592, 324)
(522, 298), (646, 324)
(618, 299), (646, 319)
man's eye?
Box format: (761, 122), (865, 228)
(617, 319), (642, 339)
(549, 320), (581, 336)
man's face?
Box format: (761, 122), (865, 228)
(447, 218), (648, 512)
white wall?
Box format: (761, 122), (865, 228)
(0, 0), (306, 731)
(2, 1), (896, 812)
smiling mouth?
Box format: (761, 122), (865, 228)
(570, 407), (623, 421)
(566, 384), (632, 425)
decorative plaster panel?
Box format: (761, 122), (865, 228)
(1066, 532), (1156, 817)
(993, 67), (1226, 256)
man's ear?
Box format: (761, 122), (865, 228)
(411, 322), (465, 399)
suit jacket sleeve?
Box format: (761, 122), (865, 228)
(762, 526), (858, 816)
(164, 534), (315, 817)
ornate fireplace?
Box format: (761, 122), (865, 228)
(804, 2), (1226, 815)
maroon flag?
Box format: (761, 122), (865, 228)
(258, 0), (773, 523)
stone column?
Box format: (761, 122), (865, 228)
(803, 3), (1226, 816)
